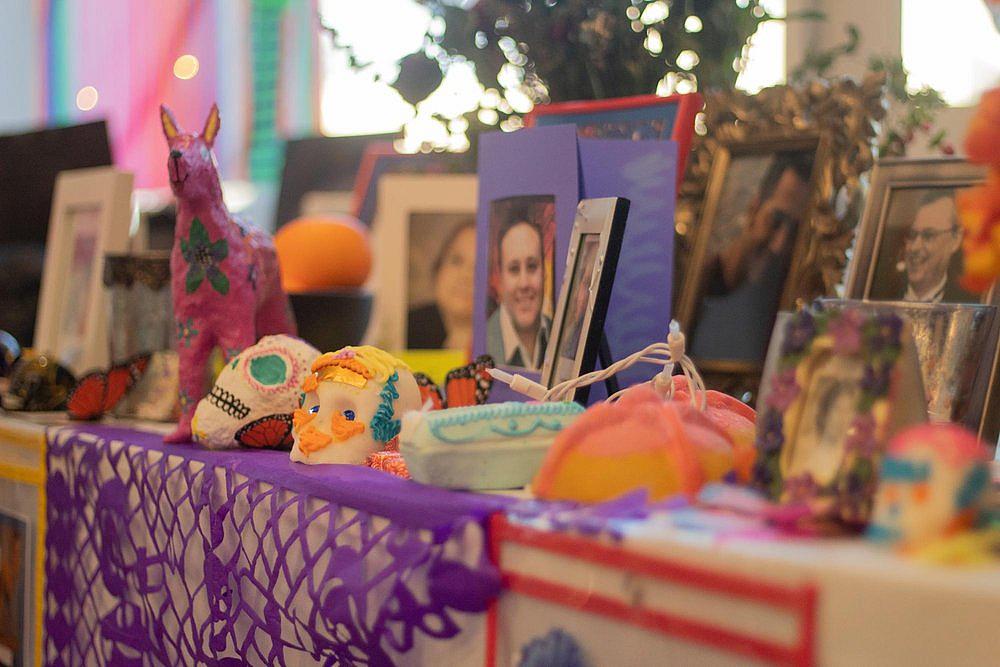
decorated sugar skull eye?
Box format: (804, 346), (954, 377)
(243, 349), (300, 393)
(308, 405), (320, 414)
(342, 409), (356, 421)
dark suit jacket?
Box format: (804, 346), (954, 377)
(942, 277), (981, 304)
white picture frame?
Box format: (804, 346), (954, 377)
(34, 167), (134, 375)
(370, 173), (478, 351)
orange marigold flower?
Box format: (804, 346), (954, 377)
(964, 87), (1000, 167)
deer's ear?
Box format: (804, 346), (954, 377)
(160, 105), (181, 140)
(202, 104), (220, 147)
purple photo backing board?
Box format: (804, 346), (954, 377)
(474, 125), (580, 403)
(579, 137), (677, 395)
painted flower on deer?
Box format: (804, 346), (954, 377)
(181, 218), (230, 295)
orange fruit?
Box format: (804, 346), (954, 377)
(274, 216), (372, 292)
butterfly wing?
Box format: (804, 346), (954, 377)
(413, 372), (444, 411)
(443, 355), (495, 408)
(235, 414), (294, 450)
(67, 372), (109, 420)
(471, 355), (495, 405)
(103, 353), (153, 413)
(103, 366), (132, 412)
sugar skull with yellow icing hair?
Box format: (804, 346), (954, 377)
(290, 345), (421, 465)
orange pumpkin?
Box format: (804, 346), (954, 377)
(274, 216), (372, 292)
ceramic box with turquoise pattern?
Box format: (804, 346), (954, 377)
(399, 401), (584, 490)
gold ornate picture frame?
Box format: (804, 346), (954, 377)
(673, 75), (886, 392)
(677, 133), (827, 376)
(676, 74), (886, 302)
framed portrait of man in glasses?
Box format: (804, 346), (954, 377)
(848, 158), (992, 305)
(845, 157), (1000, 446)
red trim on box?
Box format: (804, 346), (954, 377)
(503, 571), (797, 665)
(489, 514), (817, 667)
(495, 517), (800, 605)
(797, 585), (817, 667)
(524, 93), (703, 190)
(485, 511), (502, 667)
(526, 93), (690, 120)
(350, 142), (396, 218)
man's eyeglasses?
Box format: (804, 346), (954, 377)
(903, 226), (958, 244)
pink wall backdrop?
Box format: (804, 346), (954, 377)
(43, 0), (317, 188)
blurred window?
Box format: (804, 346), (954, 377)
(902, 0), (1000, 106)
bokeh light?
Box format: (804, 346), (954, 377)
(75, 86), (98, 111)
(173, 54), (200, 80)
(641, 1), (670, 24)
(735, 0), (786, 93)
(676, 50), (700, 71)
(645, 28), (664, 55)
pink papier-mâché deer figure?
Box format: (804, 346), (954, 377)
(160, 104), (296, 443)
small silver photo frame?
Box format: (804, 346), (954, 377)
(542, 197), (629, 402)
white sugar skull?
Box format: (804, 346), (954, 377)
(192, 335), (320, 449)
(869, 424), (990, 549)
(290, 345), (421, 465)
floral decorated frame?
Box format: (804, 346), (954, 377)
(753, 305), (924, 527)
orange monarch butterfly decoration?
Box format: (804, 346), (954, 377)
(67, 353), (151, 420)
(413, 355), (495, 410)
(235, 413), (295, 449)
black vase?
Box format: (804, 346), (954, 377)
(289, 289), (373, 352)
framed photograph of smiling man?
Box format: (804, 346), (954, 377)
(845, 157), (1000, 444)
(847, 158), (994, 306)
(474, 126), (581, 383)
(485, 195), (557, 371)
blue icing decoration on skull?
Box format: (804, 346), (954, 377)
(249, 354), (288, 385)
(369, 371), (401, 444)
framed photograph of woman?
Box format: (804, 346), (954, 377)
(542, 197), (630, 401)
(676, 134), (826, 372)
(484, 195), (557, 372)
(370, 173), (478, 352)
(34, 167), (134, 376)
